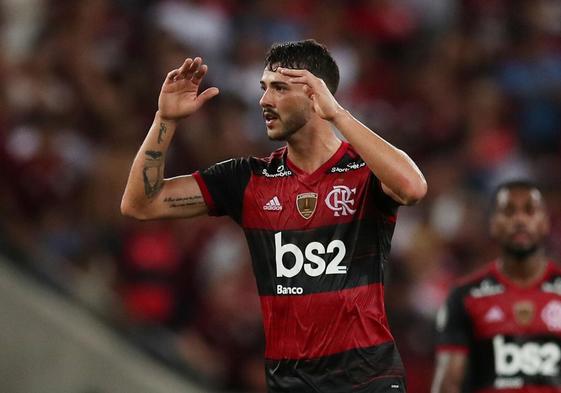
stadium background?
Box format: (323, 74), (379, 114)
(1, 0), (560, 392)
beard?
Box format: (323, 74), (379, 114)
(266, 108), (310, 141)
(502, 241), (540, 260)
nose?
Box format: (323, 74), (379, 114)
(260, 88), (273, 108)
(511, 209), (531, 228)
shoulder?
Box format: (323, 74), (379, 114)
(541, 260), (561, 294)
(248, 146), (293, 178)
(448, 262), (502, 300)
(326, 142), (369, 174)
(547, 260), (561, 275)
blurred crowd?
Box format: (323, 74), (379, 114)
(1, 0), (561, 392)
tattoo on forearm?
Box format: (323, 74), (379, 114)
(145, 150), (162, 159)
(163, 196), (203, 208)
(143, 150), (164, 198)
(157, 122), (167, 144)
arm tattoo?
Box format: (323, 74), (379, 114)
(143, 150), (164, 198)
(163, 196), (203, 208)
(157, 122), (167, 144)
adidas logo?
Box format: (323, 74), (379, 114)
(484, 306), (504, 323)
(264, 196), (282, 211)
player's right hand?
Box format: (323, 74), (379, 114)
(158, 57), (219, 121)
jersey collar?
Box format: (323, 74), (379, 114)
(492, 259), (554, 291)
(285, 141), (349, 184)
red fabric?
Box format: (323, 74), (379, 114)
(241, 143), (395, 230)
(260, 283), (394, 359)
(122, 284), (173, 322)
(464, 261), (561, 339)
(193, 170), (217, 214)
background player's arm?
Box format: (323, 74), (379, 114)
(431, 352), (467, 393)
(121, 57), (219, 220)
(279, 68), (427, 205)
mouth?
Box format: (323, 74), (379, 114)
(263, 111), (279, 128)
(510, 230), (531, 243)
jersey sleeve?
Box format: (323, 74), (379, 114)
(193, 157), (251, 224)
(435, 287), (472, 353)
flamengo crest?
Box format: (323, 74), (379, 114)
(325, 185), (357, 216)
(541, 300), (561, 331)
(513, 301), (535, 326)
(296, 193), (317, 219)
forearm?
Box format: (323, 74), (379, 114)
(121, 111), (177, 213)
(431, 353), (466, 393)
(332, 110), (427, 205)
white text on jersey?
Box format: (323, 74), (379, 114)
(274, 232), (347, 278)
(494, 335), (560, 377)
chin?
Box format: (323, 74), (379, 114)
(504, 243), (539, 259)
(266, 129), (283, 141)
(266, 127), (290, 141)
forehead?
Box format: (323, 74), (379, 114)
(260, 68), (290, 84)
(495, 187), (543, 210)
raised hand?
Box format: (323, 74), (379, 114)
(278, 67), (344, 122)
(158, 57), (220, 121)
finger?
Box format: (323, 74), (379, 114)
(191, 64), (208, 83)
(176, 58), (194, 79)
(288, 77), (315, 94)
(196, 87), (220, 106)
(288, 76), (310, 85)
(277, 67), (307, 76)
(184, 57), (203, 79)
(165, 69), (180, 82)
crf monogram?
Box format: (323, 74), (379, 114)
(325, 185), (356, 216)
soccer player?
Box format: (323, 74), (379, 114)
(122, 39), (427, 392)
(432, 180), (561, 393)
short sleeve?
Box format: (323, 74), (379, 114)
(193, 157), (251, 224)
(435, 287), (472, 353)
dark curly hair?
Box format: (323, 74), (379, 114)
(264, 39), (340, 94)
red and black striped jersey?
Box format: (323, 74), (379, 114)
(193, 141), (406, 392)
(436, 260), (561, 393)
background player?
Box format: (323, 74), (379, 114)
(432, 180), (561, 393)
(122, 39), (427, 392)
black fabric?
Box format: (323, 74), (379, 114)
(198, 157), (252, 223)
(436, 286), (474, 349)
(245, 218), (389, 296)
(265, 341), (406, 393)
(470, 335), (561, 390)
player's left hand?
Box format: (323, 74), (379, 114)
(278, 67), (344, 122)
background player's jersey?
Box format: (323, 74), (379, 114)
(436, 261), (561, 393)
(193, 142), (406, 392)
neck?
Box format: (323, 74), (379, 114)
(286, 120), (341, 174)
(498, 249), (548, 286)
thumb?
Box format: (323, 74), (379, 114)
(197, 87), (220, 106)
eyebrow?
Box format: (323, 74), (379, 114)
(260, 80), (290, 88)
